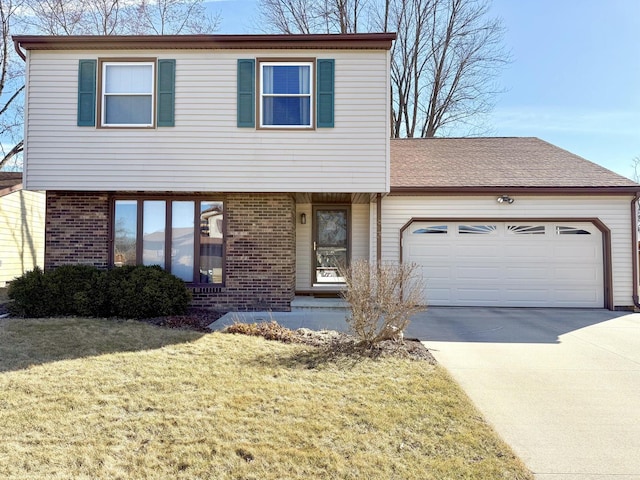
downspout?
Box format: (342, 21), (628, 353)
(632, 194), (640, 309)
(13, 39), (26, 61)
(376, 193), (382, 264)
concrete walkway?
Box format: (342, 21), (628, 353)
(211, 307), (640, 478)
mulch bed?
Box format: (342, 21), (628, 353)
(155, 309), (436, 363)
(143, 307), (226, 332)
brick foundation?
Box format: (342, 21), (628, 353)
(45, 191), (296, 311)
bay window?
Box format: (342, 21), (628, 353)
(113, 198), (224, 284)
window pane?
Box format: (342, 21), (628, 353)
(413, 225), (447, 234)
(105, 64), (152, 93)
(114, 200), (137, 266)
(143, 201), (166, 268)
(556, 226), (591, 235)
(263, 97), (311, 126)
(105, 95), (152, 125)
(458, 225), (497, 234)
(199, 201), (224, 284)
(171, 201), (194, 282)
(263, 65), (310, 94)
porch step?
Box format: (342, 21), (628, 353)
(291, 296), (349, 312)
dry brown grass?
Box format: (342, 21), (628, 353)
(0, 318), (533, 479)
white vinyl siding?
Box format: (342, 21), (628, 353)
(23, 49), (390, 193)
(376, 195), (635, 308)
(0, 190), (45, 287)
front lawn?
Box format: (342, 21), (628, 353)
(0, 318), (532, 479)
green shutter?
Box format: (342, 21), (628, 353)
(77, 59), (96, 127)
(316, 59), (335, 128)
(237, 59), (255, 128)
(157, 59), (176, 127)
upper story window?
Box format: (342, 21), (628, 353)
(100, 60), (155, 127)
(78, 58), (175, 128)
(259, 61), (313, 128)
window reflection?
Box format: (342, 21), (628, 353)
(143, 200), (166, 268)
(200, 201), (224, 284)
(171, 201), (195, 282)
(114, 200), (137, 266)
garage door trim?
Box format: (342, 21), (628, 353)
(399, 217), (612, 309)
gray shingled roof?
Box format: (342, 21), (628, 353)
(0, 172), (22, 190)
(391, 137), (638, 190)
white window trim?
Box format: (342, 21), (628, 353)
(259, 61), (314, 129)
(101, 61), (155, 128)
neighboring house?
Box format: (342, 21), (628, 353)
(13, 34), (640, 311)
(0, 172), (45, 287)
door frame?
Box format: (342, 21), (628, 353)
(311, 204), (351, 285)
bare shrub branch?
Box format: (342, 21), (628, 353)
(340, 259), (426, 346)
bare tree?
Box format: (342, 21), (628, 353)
(21, 0), (220, 35)
(0, 0), (24, 171)
(259, 0), (509, 138)
(258, 0), (369, 34)
(123, 0), (220, 35)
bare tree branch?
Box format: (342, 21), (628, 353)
(0, 138), (22, 170)
(259, 0), (510, 138)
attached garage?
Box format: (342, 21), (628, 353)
(402, 220), (604, 307)
(384, 137), (640, 310)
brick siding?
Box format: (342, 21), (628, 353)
(45, 191), (110, 269)
(45, 191), (296, 311)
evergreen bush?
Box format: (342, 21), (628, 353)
(7, 265), (191, 319)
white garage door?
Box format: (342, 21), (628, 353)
(404, 222), (604, 308)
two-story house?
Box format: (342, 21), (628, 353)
(13, 33), (640, 311)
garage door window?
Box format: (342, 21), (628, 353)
(458, 225), (497, 234)
(507, 225), (545, 235)
(413, 225), (447, 234)
(556, 226), (591, 235)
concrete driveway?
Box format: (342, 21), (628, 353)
(415, 308), (640, 479)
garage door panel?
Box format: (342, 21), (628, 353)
(503, 244), (549, 258)
(404, 221), (603, 308)
(553, 265), (601, 283)
(504, 288), (550, 302)
(504, 266), (549, 280)
(455, 287), (501, 303)
(454, 266), (500, 281)
(554, 244), (599, 260)
(424, 288), (453, 304)
(553, 288), (601, 305)
(454, 244), (502, 258)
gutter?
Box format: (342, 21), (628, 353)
(632, 194), (640, 309)
(13, 38), (26, 61)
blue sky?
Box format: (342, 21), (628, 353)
(211, 0), (640, 180)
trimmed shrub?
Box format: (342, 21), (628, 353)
(7, 265), (191, 319)
(7, 267), (51, 317)
(46, 265), (103, 316)
(102, 265), (191, 319)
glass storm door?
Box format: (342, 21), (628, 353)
(314, 207), (349, 284)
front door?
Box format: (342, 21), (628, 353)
(313, 206), (350, 284)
